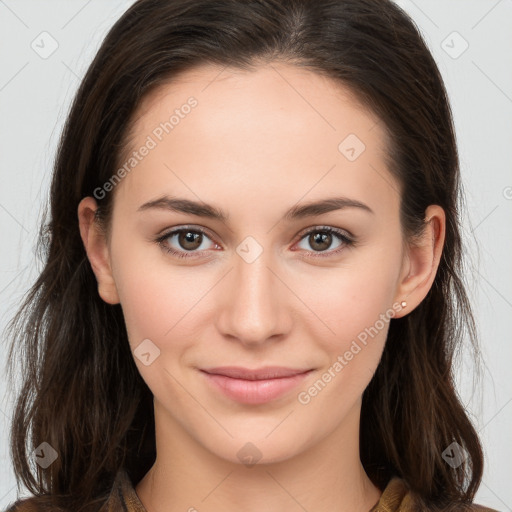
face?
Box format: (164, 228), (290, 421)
(81, 62), (435, 466)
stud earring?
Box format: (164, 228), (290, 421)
(401, 301), (407, 308)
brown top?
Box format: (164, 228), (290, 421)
(5, 469), (499, 511)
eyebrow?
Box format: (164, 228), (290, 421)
(137, 195), (374, 222)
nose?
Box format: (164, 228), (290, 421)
(215, 250), (292, 347)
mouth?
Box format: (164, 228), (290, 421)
(199, 366), (314, 404)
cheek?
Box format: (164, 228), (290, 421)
(289, 248), (401, 400)
(111, 257), (210, 398)
(294, 254), (399, 347)
(109, 232), (196, 347)
(293, 268), (396, 424)
(114, 264), (209, 347)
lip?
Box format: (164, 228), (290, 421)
(199, 366), (313, 404)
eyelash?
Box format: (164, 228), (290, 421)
(155, 225), (355, 260)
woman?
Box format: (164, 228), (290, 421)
(5, 0), (497, 510)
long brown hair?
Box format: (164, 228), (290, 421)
(7, 0), (483, 509)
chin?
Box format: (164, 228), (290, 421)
(199, 430), (311, 468)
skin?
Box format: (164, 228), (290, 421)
(78, 62), (445, 512)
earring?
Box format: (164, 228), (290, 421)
(401, 301), (407, 308)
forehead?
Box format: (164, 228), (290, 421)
(131, 61), (384, 142)
(114, 62), (399, 222)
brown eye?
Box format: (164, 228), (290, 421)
(156, 227), (218, 259)
(308, 232), (333, 252)
(177, 231), (203, 250)
(295, 226), (354, 258)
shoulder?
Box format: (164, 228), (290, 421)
(99, 468), (147, 511)
(2, 469), (143, 512)
(372, 476), (500, 512)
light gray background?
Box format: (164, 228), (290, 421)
(0, 0), (511, 509)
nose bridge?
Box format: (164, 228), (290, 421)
(216, 246), (290, 344)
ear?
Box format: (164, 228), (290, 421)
(393, 205), (446, 318)
(78, 197), (120, 305)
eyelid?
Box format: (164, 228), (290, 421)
(294, 224), (355, 242)
(156, 224), (216, 240)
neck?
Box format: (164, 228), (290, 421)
(136, 400), (381, 512)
